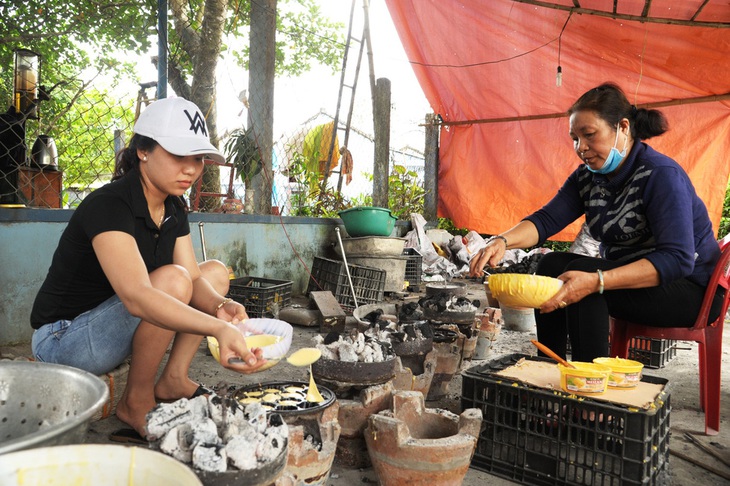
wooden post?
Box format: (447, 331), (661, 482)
(373, 77), (391, 209)
(424, 113), (439, 223)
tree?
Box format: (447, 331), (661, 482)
(0, 0), (344, 209)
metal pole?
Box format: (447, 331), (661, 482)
(335, 228), (359, 309)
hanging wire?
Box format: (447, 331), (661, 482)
(556, 11), (573, 87)
(633, 26), (649, 104)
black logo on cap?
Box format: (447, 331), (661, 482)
(184, 109), (208, 137)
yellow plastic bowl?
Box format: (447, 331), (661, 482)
(207, 334), (282, 371)
(558, 362), (611, 395)
(487, 274), (563, 308)
(593, 357), (644, 389)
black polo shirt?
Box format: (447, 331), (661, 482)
(30, 169), (190, 328)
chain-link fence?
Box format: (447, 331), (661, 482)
(0, 2), (425, 215)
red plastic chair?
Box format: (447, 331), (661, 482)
(610, 234), (730, 435)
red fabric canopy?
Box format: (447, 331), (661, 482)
(385, 0), (730, 240)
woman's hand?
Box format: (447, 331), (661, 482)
(215, 298), (249, 325)
(540, 270), (599, 313)
(215, 322), (267, 373)
(469, 240), (506, 277)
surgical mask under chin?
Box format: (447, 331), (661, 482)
(587, 124), (627, 174)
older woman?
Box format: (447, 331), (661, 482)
(470, 82), (723, 362)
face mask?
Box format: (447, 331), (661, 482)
(587, 123), (628, 174)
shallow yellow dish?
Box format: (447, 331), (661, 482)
(207, 334), (282, 371)
(558, 362), (611, 395)
(593, 357), (644, 389)
(487, 273), (563, 308)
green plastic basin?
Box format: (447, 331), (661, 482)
(338, 206), (397, 237)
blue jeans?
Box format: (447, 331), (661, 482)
(31, 295), (141, 375)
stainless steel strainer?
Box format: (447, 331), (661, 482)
(0, 361), (109, 455)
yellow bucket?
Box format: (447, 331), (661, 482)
(593, 357), (644, 389)
(558, 362), (611, 395)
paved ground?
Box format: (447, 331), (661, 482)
(3, 278), (730, 485)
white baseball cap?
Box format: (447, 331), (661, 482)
(133, 97), (225, 164)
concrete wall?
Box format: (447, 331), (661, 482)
(1, 209), (405, 345)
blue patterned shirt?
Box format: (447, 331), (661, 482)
(525, 141), (719, 286)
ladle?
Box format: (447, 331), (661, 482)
(531, 339), (576, 369)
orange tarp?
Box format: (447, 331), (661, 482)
(386, 0), (730, 240)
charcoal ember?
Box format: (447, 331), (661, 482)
(257, 434), (286, 463)
(146, 398), (203, 440)
(221, 413), (258, 443)
(376, 319), (393, 330)
(487, 253), (544, 274)
(399, 301), (423, 322)
(418, 321), (435, 339)
(362, 309), (384, 323)
(389, 331), (406, 343)
(351, 331), (366, 354)
(378, 341), (394, 358)
(245, 402), (268, 434)
(191, 417), (220, 448)
(208, 395), (244, 427)
(323, 331), (340, 345)
(418, 294), (449, 312)
(454, 296), (473, 307)
(403, 324), (418, 341)
(193, 443), (227, 472)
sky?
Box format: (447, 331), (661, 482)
(213, 0), (432, 150)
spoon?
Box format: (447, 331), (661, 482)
(531, 339), (576, 369)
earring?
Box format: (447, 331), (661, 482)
(142, 156), (147, 161)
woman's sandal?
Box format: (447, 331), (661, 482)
(109, 428), (148, 445)
(155, 383), (214, 403)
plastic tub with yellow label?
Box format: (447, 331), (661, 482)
(593, 357), (644, 389)
(558, 362), (611, 395)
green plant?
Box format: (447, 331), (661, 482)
(224, 127), (262, 185)
(437, 217), (469, 236)
(387, 165), (425, 219)
(354, 164), (426, 219)
(288, 152), (349, 217)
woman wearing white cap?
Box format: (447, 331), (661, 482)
(30, 97), (266, 441)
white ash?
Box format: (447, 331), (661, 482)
(313, 332), (389, 363)
(445, 295), (477, 312)
(225, 434), (259, 470)
(208, 394), (245, 427)
(193, 443), (228, 473)
(146, 393), (288, 474)
(146, 396), (206, 440)
(246, 401), (268, 434)
(191, 416), (220, 448)
(159, 422), (194, 463)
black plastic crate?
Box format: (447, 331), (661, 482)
(227, 276), (292, 318)
(403, 247), (423, 285)
(628, 337), (677, 369)
(307, 256), (386, 311)
(461, 354), (670, 486)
